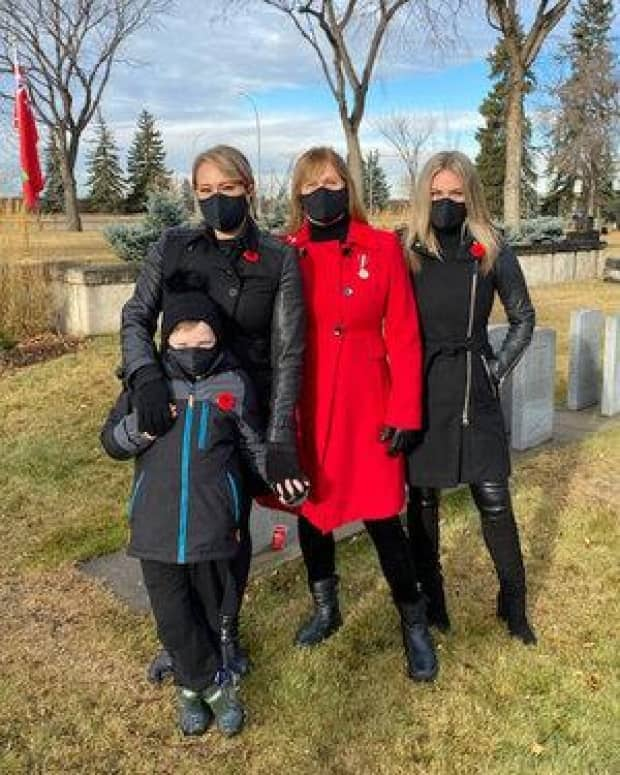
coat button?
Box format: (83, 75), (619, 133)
(229, 287), (239, 298)
(343, 286), (354, 297)
(333, 325), (344, 337)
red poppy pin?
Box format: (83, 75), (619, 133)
(242, 249), (259, 263)
(216, 392), (236, 412)
(470, 241), (486, 260)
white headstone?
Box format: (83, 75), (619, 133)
(601, 314), (620, 417)
(567, 309), (604, 410)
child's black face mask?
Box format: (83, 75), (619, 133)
(168, 346), (222, 380)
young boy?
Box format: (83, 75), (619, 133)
(101, 271), (267, 737)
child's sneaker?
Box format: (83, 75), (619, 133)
(202, 671), (245, 737)
(176, 687), (212, 736)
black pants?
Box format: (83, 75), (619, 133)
(298, 516), (420, 604)
(407, 481), (526, 595)
(141, 559), (237, 691)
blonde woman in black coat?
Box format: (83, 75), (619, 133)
(406, 151), (536, 645)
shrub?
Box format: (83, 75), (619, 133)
(105, 190), (190, 262)
(0, 263), (54, 341)
(501, 216), (566, 244)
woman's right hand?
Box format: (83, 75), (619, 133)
(132, 365), (175, 436)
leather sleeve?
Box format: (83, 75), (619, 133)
(268, 244), (306, 444)
(491, 245), (536, 383)
(120, 236), (165, 385)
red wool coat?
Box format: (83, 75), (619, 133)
(286, 220), (423, 533)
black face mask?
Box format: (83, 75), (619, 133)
(430, 198), (467, 232)
(199, 193), (248, 233)
(300, 187), (348, 225)
(168, 346), (222, 380)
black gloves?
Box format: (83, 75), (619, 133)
(380, 426), (423, 456)
(132, 364), (175, 437)
(266, 442), (310, 506)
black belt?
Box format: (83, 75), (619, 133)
(424, 336), (486, 358)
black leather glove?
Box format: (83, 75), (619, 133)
(380, 426), (423, 456)
(266, 442), (310, 506)
(132, 364), (175, 436)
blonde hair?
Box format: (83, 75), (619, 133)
(287, 146), (367, 233)
(191, 144), (256, 211)
(408, 151), (500, 274)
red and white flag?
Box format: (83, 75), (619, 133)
(13, 63), (44, 210)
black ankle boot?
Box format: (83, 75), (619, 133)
(497, 590), (537, 645)
(295, 575), (343, 647)
(221, 614), (251, 677)
(147, 648), (174, 685)
(397, 598), (439, 682)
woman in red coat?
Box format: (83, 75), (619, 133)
(285, 147), (437, 682)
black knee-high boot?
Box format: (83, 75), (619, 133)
(406, 488), (450, 632)
(470, 481), (536, 645)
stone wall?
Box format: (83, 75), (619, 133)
(49, 262), (138, 337)
(48, 244), (606, 337)
(514, 244), (605, 287)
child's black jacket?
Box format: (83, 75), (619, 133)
(100, 353), (266, 565)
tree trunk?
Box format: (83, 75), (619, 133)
(503, 70), (524, 229)
(57, 133), (82, 231)
(343, 120), (364, 203)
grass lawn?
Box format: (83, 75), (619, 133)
(1, 295), (619, 773)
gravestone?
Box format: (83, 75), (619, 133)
(601, 314), (620, 417)
(567, 309), (603, 410)
(488, 325), (556, 450)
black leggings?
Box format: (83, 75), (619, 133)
(298, 516), (420, 604)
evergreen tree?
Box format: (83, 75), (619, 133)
(362, 150), (390, 213)
(85, 112), (125, 212)
(125, 110), (171, 212)
(40, 133), (64, 214)
(545, 0), (618, 218)
(180, 177), (196, 215)
(475, 41), (538, 221)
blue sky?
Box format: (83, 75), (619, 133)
(1, 0), (618, 198)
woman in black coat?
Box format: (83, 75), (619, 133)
(120, 145), (308, 677)
(406, 150), (536, 645)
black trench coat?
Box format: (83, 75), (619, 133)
(407, 236), (535, 488)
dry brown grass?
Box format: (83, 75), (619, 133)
(0, 214), (124, 265)
(0, 262), (55, 342)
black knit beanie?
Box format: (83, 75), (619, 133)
(161, 270), (225, 348)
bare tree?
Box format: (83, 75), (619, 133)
(260, 1), (454, 194)
(375, 112), (434, 201)
(486, 0), (571, 228)
(0, 1), (168, 230)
